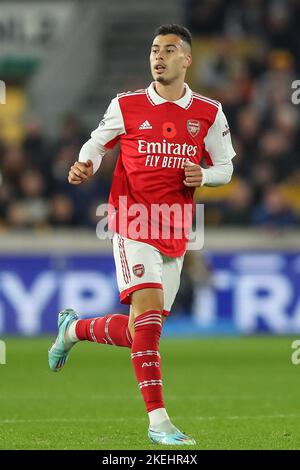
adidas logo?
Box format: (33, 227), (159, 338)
(139, 120), (152, 130)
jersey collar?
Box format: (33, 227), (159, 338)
(147, 82), (193, 109)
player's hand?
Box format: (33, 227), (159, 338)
(68, 160), (93, 185)
(183, 160), (203, 187)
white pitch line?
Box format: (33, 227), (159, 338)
(0, 414), (299, 425)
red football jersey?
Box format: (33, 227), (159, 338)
(88, 83), (235, 257)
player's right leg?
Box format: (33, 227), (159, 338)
(48, 234), (142, 371)
(48, 310), (132, 372)
(48, 308), (79, 372)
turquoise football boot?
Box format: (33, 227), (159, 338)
(148, 428), (196, 445)
(48, 308), (79, 372)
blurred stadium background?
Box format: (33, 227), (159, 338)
(1, 0), (300, 451)
(0, 0), (299, 338)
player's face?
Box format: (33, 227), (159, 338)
(150, 34), (192, 85)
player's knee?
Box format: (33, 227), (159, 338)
(131, 288), (164, 316)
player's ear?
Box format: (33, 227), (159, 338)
(184, 53), (192, 69)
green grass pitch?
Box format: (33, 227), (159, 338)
(0, 336), (299, 450)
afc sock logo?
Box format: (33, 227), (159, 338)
(142, 361), (160, 368)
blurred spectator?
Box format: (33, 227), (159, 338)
(251, 185), (298, 228)
(186, 0), (227, 36)
(56, 114), (87, 150)
(257, 130), (296, 181)
(49, 194), (77, 227)
(21, 116), (48, 172)
(1, 145), (25, 187)
(223, 180), (254, 225)
(250, 160), (276, 204)
(17, 169), (49, 226)
(6, 201), (30, 229)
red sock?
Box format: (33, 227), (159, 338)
(131, 310), (164, 413)
(75, 314), (132, 348)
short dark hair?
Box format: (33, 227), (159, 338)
(154, 24), (192, 48)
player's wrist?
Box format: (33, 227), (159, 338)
(200, 168), (206, 186)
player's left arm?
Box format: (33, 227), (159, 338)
(184, 104), (236, 188)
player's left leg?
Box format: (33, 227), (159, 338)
(129, 259), (196, 445)
(144, 255), (195, 445)
(129, 288), (171, 434)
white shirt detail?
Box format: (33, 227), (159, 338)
(79, 97), (125, 173)
(204, 104), (236, 165)
(200, 105), (235, 187)
(201, 161), (233, 186)
(147, 82), (192, 108)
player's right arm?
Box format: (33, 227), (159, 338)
(68, 159), (94, 184)
(68, 97), (125, 185)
